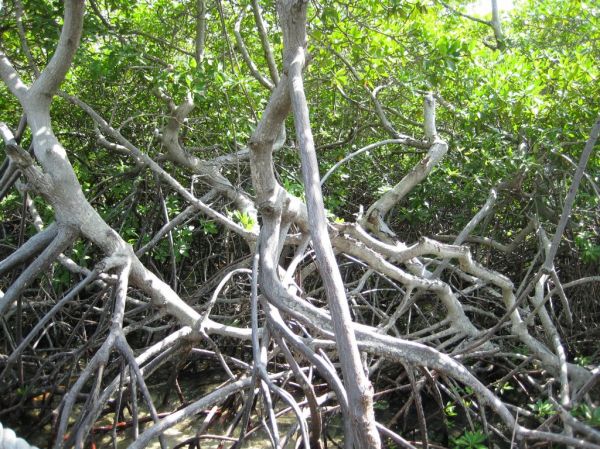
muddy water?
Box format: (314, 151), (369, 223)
(25, 370), (332, 449)
(95, 410), (305, 449)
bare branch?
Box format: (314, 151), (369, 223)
(543, 115), (600, 270)
(14, 0), (40, 77)
(251, 0), (280, 85)
(0, 224), (79, 316)
(28, 0), (85, 102)
(280, 1), (380, 446)
(234, 8), (275, 90)
(0, 50), (29, 101)
(363, 141), (448, 236)
(0, 223), (58, 276)
(195, 0), (207, 64)
(437, 0), (491, 26)
(321, 138), (426, 186)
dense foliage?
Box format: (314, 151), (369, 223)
(0, 0), (598, 448)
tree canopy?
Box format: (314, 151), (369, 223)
(0, 1), (599, 448)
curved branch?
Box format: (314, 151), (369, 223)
(363, 140), (448, 235)
(128, 377), (254, 449)
(234, 8), (275, 90)
(0, 224), (79, 316)
(0, 224), (58, 276)
(0, 50), (29, 101)
(28, 0), (85, 103)
(251, 0), (280, 85)
(0, 268), (99, 381)
(66, 93), (257, 241)
(321, 138), (426, 186)
(155, 90), (259, 227)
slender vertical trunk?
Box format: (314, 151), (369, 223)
(195, 0), (206, 64)
(490, 0), (505, 49)
(278, 1), (381, 447)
